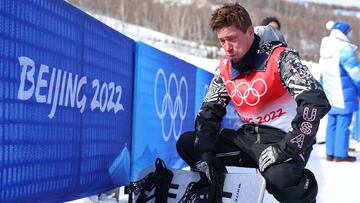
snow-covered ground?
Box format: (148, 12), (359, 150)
(69, 137), (360, 203)
(68, 127), (360, 203)
(67, 11), (360, 203)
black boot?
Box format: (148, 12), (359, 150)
(334, 156), (356, 162)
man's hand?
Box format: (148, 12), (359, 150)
(258, 145), (291, 172)
(195, 152), (226, 183)
(195, 152), (226, 202)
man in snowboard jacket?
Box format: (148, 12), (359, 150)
(176, 3), (330, 203)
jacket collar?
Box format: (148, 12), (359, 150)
(229, 35), (284, 80)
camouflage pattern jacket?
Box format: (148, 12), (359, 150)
(195, 34), (330, 158)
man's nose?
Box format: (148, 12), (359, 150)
(224, 41), (233, 52)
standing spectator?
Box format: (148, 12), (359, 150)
(319, 20), (360, 162)
(352, 38), (360, 144)
(259, 16), (285, 43)
(260, 16), (281, 30)
(353, 103), (360, 141)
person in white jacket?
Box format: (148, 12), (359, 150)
(319, 20), (360, 162)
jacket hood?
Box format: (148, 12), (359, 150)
(320, 29), (356, 58)
(255, 25), (286, 45)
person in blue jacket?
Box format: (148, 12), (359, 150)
(319, 20), (360, 162)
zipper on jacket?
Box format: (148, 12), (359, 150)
(255, 125), (261, 144)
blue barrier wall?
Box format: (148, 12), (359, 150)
(131, 42), (196, 181)
(0, 0), (134, 202)
(194, 68), (213, 118)
(1, 0), (244, 201)
(222, 101), (242, 129)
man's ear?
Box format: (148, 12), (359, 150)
(247, 25), (254, 36)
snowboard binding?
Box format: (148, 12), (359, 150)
(128, 158), (173, 203)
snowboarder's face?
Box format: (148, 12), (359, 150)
(216, 25), (254, 62)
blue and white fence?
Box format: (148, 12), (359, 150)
(131, 42), (196, 180)
(1, 0), (134, 202)
(0, 0), (240, 202)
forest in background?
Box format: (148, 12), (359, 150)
(68, 0), (360, 61)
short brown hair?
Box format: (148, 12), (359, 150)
(209, 3), (252, 33)
(261, 16), (281, 30)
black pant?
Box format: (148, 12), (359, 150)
(176, 125), (317, 203)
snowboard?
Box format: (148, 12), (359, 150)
(133, 167), (266, 203)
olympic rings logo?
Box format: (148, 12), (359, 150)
(225, 78), (267, 106)
(154, 68), (188, 141)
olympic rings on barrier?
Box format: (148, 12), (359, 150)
(225, 78), (267, 106)
(154, 68), (188, 141)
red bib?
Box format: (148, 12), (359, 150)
(220, 47), (296, 131)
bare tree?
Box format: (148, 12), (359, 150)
(69, 0), (360, 61)
(168, 5), (191, 39)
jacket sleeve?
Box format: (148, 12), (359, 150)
(339, 46), (360, 94)
(194, 68), (230, 155)
(277, 49), (331, 157)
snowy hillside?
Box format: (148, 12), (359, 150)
(290, 0), (360, 8)
(90, 13), (325, 77)
(90, 13), (220, 73)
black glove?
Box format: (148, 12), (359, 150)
(195, 152), (226, 203)
(195, 152), (226, 183)
(258, 145), (291, 172)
